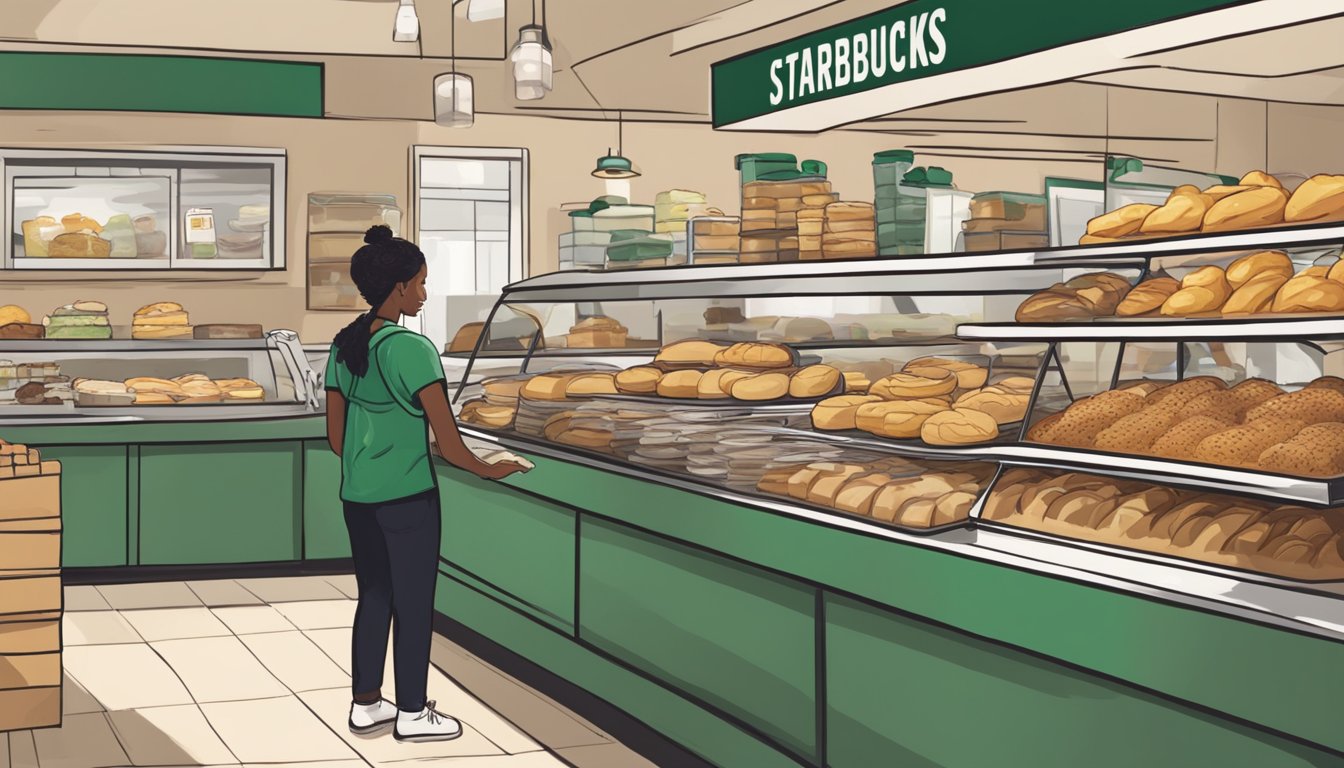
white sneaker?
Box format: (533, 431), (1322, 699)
(349, 699), (398, 734)
(394, 700), (463, 742)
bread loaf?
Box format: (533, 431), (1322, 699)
(954, 389), (1028, 425)
(1161, 266), (1231, 316)
(730, 372), (790, 401)
(833, 476), (892, 517)
(1039, 390), (1146, 448)
(789, 365), (841, 398)
(1140, 192), (1211, 234)
(655, 340), (725, 367)
(1306, 376), (1344, 394)
(869, 475), (961, 522)
(614, 367), (662, 394)
(1148, 415), (1238, 460)
(696, 369), (733, 399)
(1087, 204), (1159, 238)
(1258, 424), (1344, 477)
(920, 408), (999, 445)
(657, 370), (703, 399)
(714, 342), (795, 369)
(869, 370), (957, 400)
(1202, 185), (1254, 202)
(566, 373), (618, 396)
(49, 232), (112, 258)
(1202, 187), (1288, 232)
(1271, 275), (1344, 313)
(1240, 171), (1283, 189)
(1328, 259), (1344, 284)
(1223, 271), (1290, 315)
(1092, 410), (1178, 454)
(1229, 378), (1285, 409)
(906, 357), (988, 389)
(1116, 277), (1180, 316)
(1227, 250), (1294, 288)
(522, 374), (578, 401)
(1026, 411), (1065, 443)
(1192, 418), (1307, 469)
(1065, 272), (1132, 313)
(1015, 289), (1093, 322)
(1286, 174), (1344, 222)
(1246, 387), (1344, 423)
(856, 400), (948, 439)
(716, 370), (754, 396)
(842, 371), (871, 393)
(1145, 376), (1227, 411)
(807, 465), (871, 507)
(812, 395), (882, 431)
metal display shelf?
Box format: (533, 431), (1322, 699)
(958, 316), (1344, 341)
(504, 255), (1145, 302)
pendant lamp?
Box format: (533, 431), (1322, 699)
(591, 112), (639, 179)
(433, 3), (473, 128)
(510, 25), (552, 101)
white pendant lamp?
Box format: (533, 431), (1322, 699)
(393, 0), (419, 42)
(467, 0), (504, 21)
(434, 3), (473, 128)
(511, 25), (552, 101)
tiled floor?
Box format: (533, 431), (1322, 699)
(3, 576), (658, 768)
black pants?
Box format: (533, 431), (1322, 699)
(343, 488), (441, 713)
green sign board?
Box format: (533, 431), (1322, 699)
(0, 52), (323, 118)
(710, 0), (1244, 128)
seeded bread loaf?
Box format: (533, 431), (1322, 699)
(1246, 387), (1344, 423)
(1192, 418), (1307, 469)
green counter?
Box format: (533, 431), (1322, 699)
(5, 417), (349, 567)
(433, 446), (1344, 768)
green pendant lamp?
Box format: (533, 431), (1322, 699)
(592, 111), (639, 179)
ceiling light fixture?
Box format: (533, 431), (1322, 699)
(467, 0), (504, 22)
(434, 3), (472, 128)
(592, 111), (639, 179)
(393, 0), (419, 42)
(511, 0), (552, 101)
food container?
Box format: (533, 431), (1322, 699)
(605, 230), (674, 269)
(736, 153), (800, 184)
(308, 193), (401, 234)
(308, 263), (361, 309)
(309, 233), (364, 263)
(962, 230), (1051, 253)
(217, 233), (265, 260)
(877, 164), (972, 256)
(590, 205), (656, 233)
(969, 192), (1047, 230)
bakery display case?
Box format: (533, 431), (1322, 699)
(0, 330), (319, 420)
(2, 147), (286, 269)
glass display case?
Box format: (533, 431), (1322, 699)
(2, 147), (286, 269)
(0, 330), (318, 421)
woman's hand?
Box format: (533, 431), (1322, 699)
(473, 460), (529, 481)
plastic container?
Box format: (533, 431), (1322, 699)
(736, 153), (798, 184)
(591, 204), (655, 233)
(872, 149), (915, 192)
(879, 166), (968, 255)
(1104, 156), (1235, 212)
(961, 230), (1050, 253)
(308, 193), (401, 234)
(968, 192), (1047, 230)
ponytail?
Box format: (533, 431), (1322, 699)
(332, 225), (426, 378)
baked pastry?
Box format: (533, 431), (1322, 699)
(1161, 266), (1230, 316)
(1271, 275), (1344, 313)
(905, 357), (988, 390)
(812, 395), (882, 431)
(1286, 174), (1344, 222)
(61, 213), (102, 233)
(1192, 418), (1306, 469)
(657, 370), (703, 398)
(869, 370), (957, 400)
(1226, 250), (1294, 288)
(1092, 410), (1178, 454)
(215, 378), (264, 400)
(1222, 271), (1290, 315)
(0, 305), (30, 326)
(21, 216), (59, 257)
(482, 378), (527, 405)
(955, 389), (1028, 425)
(1258, 424), (1344, 477)
(806, 465), (870, 506)
(1015, 289), (1092, 322)
(1116, 277), (1180, 317)
(716, 370), (754, 396)
(1201, 185), (1253, 202)
(522, 374), (576, 401)
(870, 476), (962, 523)
(125, 377), (185, 399)
(1240, 171), (1283, 189)
(730, 372), (790, 401)
(833, 474), (895, 516)
(855, 400), (948, 439)
(48, 232), (112, 258)
(714, 342), (795, 370)
(654, 340), (725, 367)
(459, 401), (516, 428)
(921, 409), (999, 445)
(696, 369), (733, 399)
(1144, 376), (1227, 411)
(1086, 204), (1159, 238)
(842, 371), (871, 393)
(566, 373), (618, 396)
(1307, 376), (1344, 394)
(1202, 187), (1288, 232)
(1246, 387), (1344, 423)
(1140, 191), (1211, 234)
(614, 367), (662, 394)
(789, 365), (841, 399)
(1149, 415), (1239, 460)
(1064, 272), (1131, 315)
(1036, 390), (1146, 448)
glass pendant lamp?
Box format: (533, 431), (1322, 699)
(511, 25), (552, 100)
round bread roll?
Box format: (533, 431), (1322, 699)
(470, 404), (517, 428)
(614, 367), (662, 394)
(1161, 266), (1231, 316)
(730, 372), (790, 401)
(654, 340), (725, 367)
(696, 369), (733, 399)
(789, 365), (842, 399)
(1222, 271), (1290, 315)
(1271, 275), (1344, 313)
(1116, 277), (1180, 317)
(1286, 174), (1344, 223)
(1202, 186), (1289, 232)
(905, 357), (988, 389)
(811, 395), (882, 431)
(657, 369), (703, 399)
(1229, 378), (1286, 409)
(1086, 203), (1159, 238)
(954, 389), (1028, 425)
(1239, 170), (1283, 189)
(566, 373), (618, 397)
(869, 370), (957, 400)
(482, 377), (527, 404)
(1304, 265), (1331, 277)
(0, 305), (30, 326)
(920, 408), (1000, 446)
(714, 342), (794, 369)
(522, 374), (577, 401)
(716, 369), (754, 396)
(1227, 250), (1294, 288)
(990, 376), (1037, 394)
(855, 400), (948, 439)
(842, 371), (871, 393)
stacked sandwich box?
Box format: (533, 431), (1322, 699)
(0, 440), (62, 731)
(737, 154), (832, 263)
(43, 300), (110, 340)
(961, 192), (1049, 252)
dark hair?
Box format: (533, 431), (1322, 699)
(333, 225), (426, 377)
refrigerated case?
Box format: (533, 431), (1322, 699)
(2, 146), (286, 269)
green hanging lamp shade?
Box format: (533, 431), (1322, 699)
(592, 150), (639, 179)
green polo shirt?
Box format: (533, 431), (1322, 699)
(325, 325), (447, 504)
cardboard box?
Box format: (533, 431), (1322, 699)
(0, 651), (59, 689)
(0, 573), (60, 617)
(0, 619), (59, 654)
(0, 686), (59, 731)
(0, 475), (59, 522)
(0, 531), (59, 571)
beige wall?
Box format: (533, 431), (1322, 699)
(0, 91), (1328, 344)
